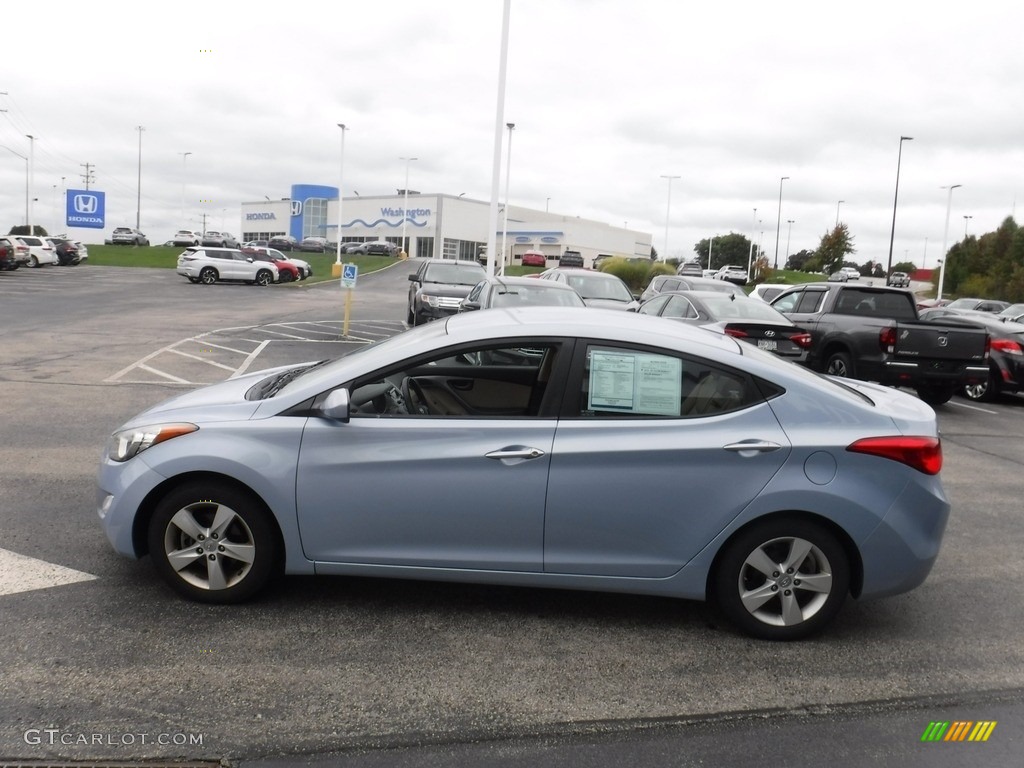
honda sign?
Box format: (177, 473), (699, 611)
(66, 189), (105, 229)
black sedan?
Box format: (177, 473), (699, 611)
(638, 290), (812, 362)
(919, 308), (1024, 401)
(460, 275), (586, 312)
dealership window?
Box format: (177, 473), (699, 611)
(302, 198), (330, 239)
(414, 237), (434, 259)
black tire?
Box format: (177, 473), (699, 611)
(255, 269), (273, 286)
(147, 481), (280, 603)
(29, 255), (39, 268)
(407, 306), (415, 325)
(824, 350), (855, 378)
(916, 383), (955, 406)
(199, 267), (218, 285)
(188, 277), (199, 284)
(962, 368), (998, 403)
(712, 517), (850, 641)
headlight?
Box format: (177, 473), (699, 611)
(423, 294), (440, 307)
(106, 423), (198, 462)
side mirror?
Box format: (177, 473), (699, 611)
(320, 388), (351, 423)
(460, 299), (480, 312)
(408, 273), (419, 282)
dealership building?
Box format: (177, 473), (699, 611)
(240, 184), (652, 267)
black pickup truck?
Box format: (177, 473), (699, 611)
(769, 283), (990, 405)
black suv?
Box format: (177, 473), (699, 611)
(559, 250), (584, 268)
(407, 259), (486, 325)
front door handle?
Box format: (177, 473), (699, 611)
(485, 446), (546, 461)
(723, 440), (782, 455)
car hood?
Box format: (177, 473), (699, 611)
(420, 282), (476, 297)
(115, 363), (307, 429)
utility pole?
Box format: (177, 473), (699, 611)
(80, 163), (95, 190)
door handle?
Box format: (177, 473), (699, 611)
(723, 440), (782, 454)
(485, 446), (546, 461)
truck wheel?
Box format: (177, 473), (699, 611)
(824, 351), (854, 378)
(963, 370), (998, 402)
(916, 383), (955, 405)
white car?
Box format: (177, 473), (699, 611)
(840, 266), (861, 280)
(173, 230), (202, 247)
(176, 247), (279, 286)
(748, 283), (791, 303)
(713, 265), (749, 285)
(12, 235), (59, 267)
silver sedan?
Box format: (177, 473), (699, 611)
(97, 308), (949, 640)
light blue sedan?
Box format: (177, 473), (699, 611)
(97, 308), (949, 640)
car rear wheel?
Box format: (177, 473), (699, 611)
(962, 368), (998, 402)
(916, 382), (955, 405)
(29, 255), (39, 267)
(713, 518), (849, 640)
(147, 482), (280, 603)
(255, 269), (273, 286)
(199, 267), (218, 285)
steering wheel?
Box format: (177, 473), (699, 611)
(402, 376), (429, 415)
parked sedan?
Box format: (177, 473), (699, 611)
(997, 303), (1024, 323)
(45, 237), (83, 265)
(539, 268), (639, 310)
(298, 237), (329, 253)
(944, 297), (1011, 314)
(0, 237), (20, 270)
(460, 275), (586, 312)
(919, 307), (1024, 401)
(268, 236), (297, 251)
(638, 290), (812, 362)
(640, 274), (744, 303)
(520, 250), (547, 268)
(96, 308), (950, 641)
(176, 247), (279, 286)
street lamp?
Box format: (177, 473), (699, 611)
(26, 134), (35, 234)
(2, 144), (29, 232)
(886, 136), (913, 276)
(660, 175), (680, 261)
(963, 215), (973, 239)
(774, 176), (789, 269)
(135, 126), (145, 230)
(334, 124), (348, 270)
(708, 236), (714, 271)
(746, 207), (757, 279)
(500, 122), (515, 276)
(545, 197), (550, 213)
(835, 200), (844, 227)
(785, 219), (795, 264)
(936, 184), (962, 301)
(399, 156), (417, 256)
(179, 152), (192, 227)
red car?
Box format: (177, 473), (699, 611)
(242, 249), (300, 282)
(521, 250), (546, 268)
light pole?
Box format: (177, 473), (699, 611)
(707, 236), (714, 271)
(963, 215), (973, 239)
(886, 136), (913, 277)
(2, 145), (29, 231)
(179, 152), (192, 228)
(399, 156), (417, 257)
(660, 175), (680, 261)
(500, 122), (515, 276)
(334, 124), (348, 272)
(936, 184), (961, 301)
(773, 176), (789, 269)
(835, 200), (844, 227)
(545, 197), (550, 213)
(746, 207), (757, 279)
(785, 219), (795, 264)
(135, 126), (145, 230)
(26, 134), (35, 235)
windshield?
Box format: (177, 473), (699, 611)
(490, 285), (585, 308)
(565, 274), (633, 301)
(424, 264), (486, 285)
(700, 295), (790, 322)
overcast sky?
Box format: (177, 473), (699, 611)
(3, 0), (1023, 268)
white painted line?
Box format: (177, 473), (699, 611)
(167, 347), (239, 371)
(0, 548), (97, 597)
(186, 338), (253, 355)
(252, 327), (309, 340)
(231, 340), (271, 378)
(947, 401), (998, 415)
(137, 363), (192, 384)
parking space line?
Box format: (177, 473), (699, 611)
(167, 347), (239, 371)
(253, 327), (310, 340)
(187, 338), (253, 355)
(137, 363), (192, 383)
(947, 401), (999, 415)
(0, 547), (97, 597)
(232, 340), (271, 378)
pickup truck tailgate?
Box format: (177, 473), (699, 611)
(893, 322), (988, 363)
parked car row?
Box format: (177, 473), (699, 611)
(0, 235), (88, 268)
(175, 247), (311, 286)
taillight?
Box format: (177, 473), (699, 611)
(991, 338), (1023, 356)
(847, 436), (942, 475)
(723, 327), (748, 338)
(789, 332), (813, 349)
(879, 326), (897, 353)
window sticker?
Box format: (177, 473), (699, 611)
(588, 350), (682, 416)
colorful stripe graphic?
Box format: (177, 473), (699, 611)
(921, 721), (997, 742)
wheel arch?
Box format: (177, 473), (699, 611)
(131, 471), (285, 569)
(705, 510), (864, 600)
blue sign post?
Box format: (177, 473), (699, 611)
(65, 190), (105, 229)
(340, 263), (357, 336)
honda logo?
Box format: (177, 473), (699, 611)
(73, 194), (98, 214)
(290, 200), (303, 217)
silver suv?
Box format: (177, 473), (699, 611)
(111, 227), (150, 246)
(176, 247), (279, 286)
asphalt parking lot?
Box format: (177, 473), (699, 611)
(1, 263), (1022, 765)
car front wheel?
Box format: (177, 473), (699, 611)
(824, 350), (854, 378)
(147, 482), (280, 603)
(713, 518), (850, 640)
(254, 269), (273, 286)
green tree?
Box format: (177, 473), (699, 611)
(8, 224), (48, 237)
(694, 232), (753, 270)
(785, 249), (815, 272)
(815, 224), (855, 275)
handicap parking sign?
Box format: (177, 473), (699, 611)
(341, 263), (358, 288)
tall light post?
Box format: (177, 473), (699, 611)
(179, 151), (192, 227)
(2, 145), (29, 231)
(707, 236), (715, 271)
(746, 207), (757, 279)
(399, 156), (417, 257)
(770, 177), (786, 270)
(785, 219), (795, 264)
(26, 134), (35, 234)
(334, 124), (348, 272)
(134, 126), (145, 230)
(963, 215), (973, 239)
(660, 174), (680, 261)
(545, 197), (550, 213)
(886, 136), (913, 277)
(835, 200), (844, 227)
(936, 184), (961, 301)
(500, 122), (515, 276)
